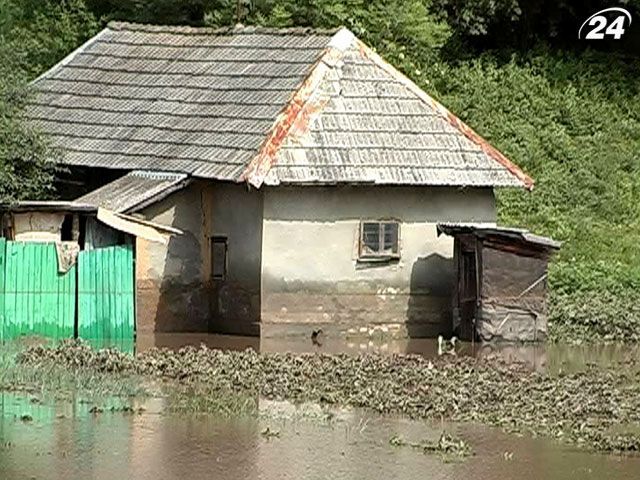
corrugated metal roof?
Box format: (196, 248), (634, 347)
(29, 22), (532, 189)
(75, 170), (189, 213)
(437, 223), (561, 250)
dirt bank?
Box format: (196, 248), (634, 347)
(16, 341), (640, 453)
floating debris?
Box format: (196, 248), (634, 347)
(260, 427), (281, 438)
(15, 340), (640, 453)
(390, 431), (471, 458)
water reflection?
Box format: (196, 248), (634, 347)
(1, 392), (639, 480)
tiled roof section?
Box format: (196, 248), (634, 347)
(75, 170), (189, 213)
(29, 22), (334, 180)
(29, 23), (532, 189)
(257, 34), (532, 188)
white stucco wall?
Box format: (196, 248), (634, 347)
(261, 186), (497, 337)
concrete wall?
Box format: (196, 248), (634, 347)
(136, 181), (213, 333)
(135, 180), (263, 335)
(13, 212), (64, 242)
(260, 186), (497, 338)
(208, 182), (263, 335)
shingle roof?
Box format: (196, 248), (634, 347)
(29, 22), (533, 189)
(75, 170), (189, 213)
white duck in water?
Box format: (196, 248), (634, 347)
(437, 335), (457, 356)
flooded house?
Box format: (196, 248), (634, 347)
(26, 22), (535, 339)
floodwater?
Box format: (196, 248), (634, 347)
(136, 333), (640, 373)
(1, 392), (640, 480)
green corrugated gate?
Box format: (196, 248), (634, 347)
(78, 244), (135, 342)
(1, 241), (76, 340)
(0, 239), (5, 340)
(0, 240), (135, 342)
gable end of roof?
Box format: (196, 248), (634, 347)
(239, 29), (533, 190)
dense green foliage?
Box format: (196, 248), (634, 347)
(430, 0), (640, 50)
(1, 0), (638, 339)
(426, 50), (640, 341)
(0, 0), (98, 201)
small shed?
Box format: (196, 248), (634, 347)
(437, 224), (560, 342)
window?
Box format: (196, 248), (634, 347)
(211, 236), (228, 280)
(359, 221), (399, 259)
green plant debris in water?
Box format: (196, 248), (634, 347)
(164, 383), (258, 417)
(12, 340), (640, 453)
(0, 342), (150, 411)
(260, 427), (281, 438)
(390, 431), (472, 459)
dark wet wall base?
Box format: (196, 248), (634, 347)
(211, 282), (261, 336)
(136, 279), (211, 333)
(261, 292), (452, 339)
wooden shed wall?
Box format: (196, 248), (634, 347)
(476, 244), (550, 341)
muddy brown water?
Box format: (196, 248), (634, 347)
(1, 392), (639, 480)
(3, 336), (640, 478)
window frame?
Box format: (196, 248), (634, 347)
(358, 220), (400, 261)
(211, 235), (228, 281)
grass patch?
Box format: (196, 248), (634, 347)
(164, 383), (258, 416)
(0, 341), (149, 408)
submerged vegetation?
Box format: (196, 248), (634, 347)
(13, 341), (640, 453)
(0, 342), (149, 400)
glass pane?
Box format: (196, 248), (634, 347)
(383, 222), (398, 253)
(362, 222), (380, 253)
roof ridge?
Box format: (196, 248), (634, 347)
(107, 21), (339, 37)
(240, 28), (355, 187)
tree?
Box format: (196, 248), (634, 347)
(430, 0), (640, 52)
(0, 0), (98, 201)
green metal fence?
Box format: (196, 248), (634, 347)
(1, 241), (76, 340)
(78, 244), (135, 342)
(0, 240), (135, 343)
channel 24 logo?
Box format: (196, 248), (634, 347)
(579, 7), (632, 40)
